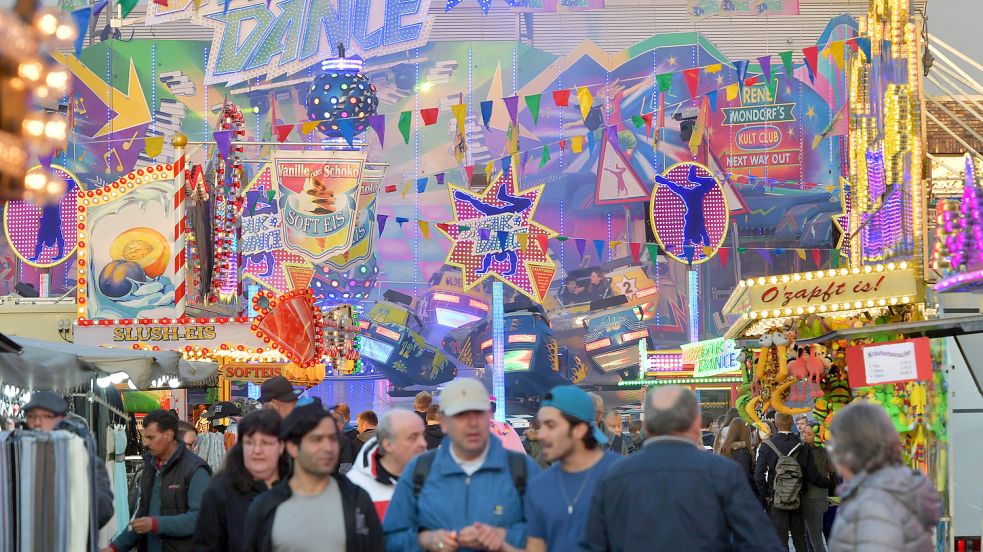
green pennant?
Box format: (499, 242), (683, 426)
(525, 94), (542, 125)
(120, 0), (139, 17)
(766, 77), (778, 101)
(737, 247), (748, 254)
(631, 115), (645, 129)
(539, 144), (550, 168)
(657, 73), (673, 94)
(398, 111), (412, 145)
(779, 51), (794, 79)
(646, 243), (660, 263)
(458, 225), (471, 232)
(556, 236), (569, 242)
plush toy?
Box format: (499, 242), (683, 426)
(812, 365), (851, 443)
(747, 330), (811, 430)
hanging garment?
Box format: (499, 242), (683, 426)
(54, 435), (69, 552)
(198, 432), (227, 472)
(68, 435), (91, 552)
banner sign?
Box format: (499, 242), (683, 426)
(714, 84), (800, 172)
(682, 337), (740, 378)
(846, 338), (932, 388)
(747, 267), (919, 313)
(688, 0), (799, 19)
(324, 163), (387, 270)
(221, 363), (284, 383)
(146, 0), (435, 85)
(273, 150), (366, 263)
(75, 321), (262, 349)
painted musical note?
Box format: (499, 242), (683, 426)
(74, 96), (87, 116)
(121, 130), (139, 151)
(103, 148), (123, 174)
(77, 150), (87, 163)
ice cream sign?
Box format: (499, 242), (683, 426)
(272, 151), (365, 263)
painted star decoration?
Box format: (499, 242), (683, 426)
(437, 168), (557, 302)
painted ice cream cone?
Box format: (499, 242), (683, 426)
(298, 174), (336, 215)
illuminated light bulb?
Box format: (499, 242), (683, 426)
(24, 172), (45, 190)
(901, 296), (910, 303)
(44, 118), (67, 140)
(22, 116), (45, 137)
(55, 23), (77, 41)
(805, 273), (814, 281)
(795, 307), (804, 315)
(878, 299), (887, 306)
(44, 177), (65, 197)
(830, 303), (839, 311)
(771, 310), (781, 318)
(866, 300), (875, 308)
(768, 276), (778, 284)
(864, 265), (873, 273)
(899, 261), (908, 270)
(748, 312), (758, 319)
(807, 306), (816, 314)
(851, 267), (861, 275)
(792, 274), (802, 282)
(780, 275), (790, 283)
(44, 70), (69, 92)
(875, 265), (885, 272)
(757, 277), (766, 285)
(889, 297), (899, 305)
(854, 301), (862, 309)
(18, 61), (43, 82)
(35, 11), (58, 35)
(783, 308), (792, 316)
(819, 304), (827, 313)
(887, 262), (896, 271)
(839, 268), (849, 276)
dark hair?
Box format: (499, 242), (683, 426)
(281, 404), (334, 445)
(426, 404), (441, 421)
(775, 412), (794, 432)
(222, 409), (289, 493)
(565, 276), (577, 284)
(528, 417), (541, 431)
(144, 409), (178, 439)
(561, 412), (600, 450)
(629, 419), (642, 434)
(177, 421), (197, 440)
(700, 412), (714, 429)
(719, 418), (752, 458)
(357, 410), (378, 427)
(333, 403), (351, 421)
(722, 407), (740, 428)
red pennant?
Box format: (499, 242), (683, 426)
(436, 223), (451, 233)
(385, 184), (397, 193)
(420, 108), (439, 126)
(744, 76), (759, 87)
(812, 249), (822, 268)
(535, 235), (549, 255)
(803, 46), (819, 78)
(719, 248), (729, 268)
(464, 165), (475, 183)
(274, 124), (293, 143)
(552, 89), (571, 107)
(641, 112), (654, 137)
(629, 242), (641, 264)
(846, 38), (859, 52)
(559, 139), (567, 151)
(683, 68), (700, 99)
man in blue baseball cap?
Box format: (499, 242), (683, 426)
(523, 385), (621, 552)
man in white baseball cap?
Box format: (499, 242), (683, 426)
(383, 378), (540, 551)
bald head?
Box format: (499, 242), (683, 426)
(377, 408), (427, 475)
(644, 385), (701, 441)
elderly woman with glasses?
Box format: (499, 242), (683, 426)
(826, 402), (941, 552)
(193, 409), (289, 552)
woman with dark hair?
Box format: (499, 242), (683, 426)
(827, 402), (942, 552)
(193, 409), (289, 552)
(712, 408), (740, 454)
(718, 418), (754, 485)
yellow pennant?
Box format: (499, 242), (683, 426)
(705, 63), (723, 74)
(418, 221), (430, 240)
(610, 240), (622, 248)
(577, 86), (593, 121)
(401, 182), (411, 198)
(703, 246), (714, 257)
(571, 135), (583, 153)
(451, 103), (467, 133)
(726, 83), (739, 101)
(829, 40), (845, 70)
(797, 249), (807, 260)
(516, 233), (529, 251)
(143, 136), (165, 158)
(485, 161), (494, 181)
(301, 121), (319, 136)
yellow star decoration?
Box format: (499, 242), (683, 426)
(831, 177), (851, 254)
(785, 86), (792, 95)
(667, 56), (677, 67)
(716, 75), (724, 86)
(807, 106), (816, 119)
(788, 126), (796, 139)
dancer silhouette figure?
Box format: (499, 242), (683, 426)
(605, 165), (629, 196)
(655, 165), (717, 247)
(453, 183), (532, 276)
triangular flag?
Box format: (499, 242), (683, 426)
(445, 0), (462, 11)
(829, 40), (845, 70)
(683, 246), (695, 265)
(464, 165), (475, 183)
(525, 94), (541, 125)
(38, 151), (53, 170)
(120, 0), (139, 17)
(213, 130), (233, 158)
(812, 249), (822, 268)
(758, 55), (772, 84)
(719, 248), (729, 268)
(384, 184), (396, 193)
(594, 239), (605, 261)
(300, 120), (319, 136)
(497, 231), (509, 252)
(552, 89), (570, 107)
(436, 223), (451, 233)
(337, 119), (355, 147)
(416, 177), (428, 193)
(586, 129), (597, 156)
(401, 182), (411, 198)
(144, 136), (165, 158)
(539, 145), (550, 168)
(629, 242), (641, 264)
(803, 46), (819, 82)
(559, 139), (566, 151)
(744, 76), (759, 87)
(485, 161), (494, 182)
(757, 249), (771, 264)
(517, 233), (529, 251)
(418, 221), (430, 240)
(503, 96), (519, 124)
(734, 60), (749, 91)
(436, 173), (445, 186)
(631, 115), (645, 128)
(846, 37), (859, 52)
(646, 243), (659, 264)
(855, 37), (872, 61)
(702, 246), (713, 257)
(575, 239), (586, 259)
(368, 114), (385, 147)
(641, 113), (653, 137)
(395, 217), (409, 228)
(571, 135), (583, 154)
(656, 73), (673, 94)
(610, 240), (622, 248)
(398, 111), (412, 144)
(377, 214), (388, 235)
(705, 63), (723, 74)
(766, 77), (778, 103)
(556, 235), (568, 242)
(779, 50), (794, 79)
(480, 101), (493, 129)
(420, 107), (439, 126)
(92, 0), (109, 19)
(797, 249), (806, 260)
(683, 68), (700, 99)
(577, 87), (593, 121)
(726, 83), (739, 101)
(275, 124), (293, 143)
(501, 155), (512, 176)
(704, 89), (717, 114)
(535, 235), (548, 254)
(737, 247), (747, 254)
(688, 97), (708, 156)
(451, 103), (466, 132)
(69, 7), (91, 56)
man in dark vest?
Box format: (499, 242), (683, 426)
(103, 409), (211, 552)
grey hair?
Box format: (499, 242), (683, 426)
(644, 385), (700, 437)
(828, 401), (903, 474)
(375, 408), (406, 449)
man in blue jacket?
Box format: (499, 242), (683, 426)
(384, 378), (540, 551)
(580, 385), (784, 552)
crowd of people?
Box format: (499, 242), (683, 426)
(9, 373), (944, 552)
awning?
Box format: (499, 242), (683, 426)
(735, 314), (983, 348)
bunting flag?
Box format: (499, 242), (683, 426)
(464, 165), (475, 183)
(641, 112), (654, 137)
(757, 55), (772, 84)
(812, 103), (849, 149)
(485, 161), (494, 182)
(757, 249), (771, 264)
(497, 231), (509, 252)
(683, 68), (700, 99)
(631, 115), (645, 129)
(535, 235), (549, 254)
(539, 144), (550, 168)
(275, 124), (294, 143)
(855, 37), (872, 61)
(525, 94), (541, 125)
(646, 243), (659, 264)
(812, 249), (822, 268)
(516, 233), (529, 252)
(726, 83), (739, 101)
(702, 246), (713, 257)
(38, 151), (53, 170)
(367, 114), (385, 147)
(213, 130), (233, 158)
(571, 135), (583, 154)
(683, 246), (694, 265)
(593, 239), (605, 261)
(577, 87), (593, 121)
(779, 50), (794, 79)
(657, 88), (665, 133)
(69, 7), (91, 55)
(828, 40), (845, 70)
(803, 46), (819, 82)
(419, 221), (430, 240)
(734, 60), (749, 91)
(445, 0), (462, 11)
(559, 139), (566, 151)
(552, 89), (571, 107)
(629, 242), (641, 264)
(376, 214), (388, 235)
(706, 89), (718, 112)
(501, 155), (512, 176)
(575, 239), (586, 259)
(416, 177), (428, 193)
(120, 0), (139, 17)
(797, 249), (806, 260)
(451, 103), (467, 132)
(144, 136), (165, 158)
(656, 72), (673, 94)
(504, 96), (519, 124)
(480, 100), (493, 129)
(398, 111), (412, 144)
(719, 247), (729, 268)
(384, 184), (396, 193)
(705, 63), (723, 73)
(395, 216), (409, 228)
(337, 119), (355, 146)
(688, 97), (707, 156)
(435, 173), (445, 186)
(586, 130), (596, 156)
(401, 182), (411, 198)
(420, 107), (439, 126)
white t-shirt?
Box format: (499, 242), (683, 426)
(449, 443), (490, 476)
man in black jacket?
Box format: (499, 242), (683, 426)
(754, 412), (832, 552)
(581, 386), (783, 551)
(245, 404), (383, 552)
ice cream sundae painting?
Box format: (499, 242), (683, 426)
(273, 151), (366, 263)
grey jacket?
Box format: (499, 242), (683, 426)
(829, 465), (942, 552)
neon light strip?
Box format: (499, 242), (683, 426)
(492, 282), (505, 423)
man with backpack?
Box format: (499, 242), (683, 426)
(383, 378), (540, 551)
(754, 413), (832, 552)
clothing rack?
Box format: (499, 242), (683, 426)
(70, 392), (127, 420)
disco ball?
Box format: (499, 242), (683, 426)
(305, 70), (379, 137)
(311, 256), (380, 309)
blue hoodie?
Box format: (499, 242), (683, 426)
(383, 435), (540, 551)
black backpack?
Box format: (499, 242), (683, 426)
(411, 448), (528, 498)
